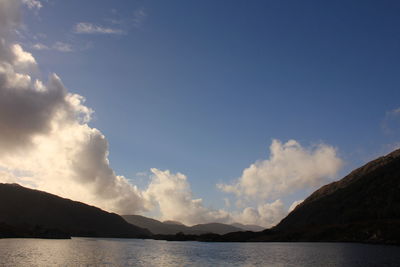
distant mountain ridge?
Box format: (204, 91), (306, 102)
(190, 223), (243, 234)
(122, 215), (251, 235)
(0, 183), (150, 238)
(231, 223), (264, 232)
(163, 220), (184, 225)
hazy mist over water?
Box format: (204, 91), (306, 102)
(1, 238), (400, 266)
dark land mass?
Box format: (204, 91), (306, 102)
(190, 222), (243, 235)
(152, 149), (400, 245)
(123, 215), (189, 235)
(231, 223), (264, 232)
(0, 183), (150, 239)
(163, 220), (184, 225)
(122, 215), (243, 235)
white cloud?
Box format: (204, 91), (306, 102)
(0, 48), (147, 213)
(215, 139), (343, 227)
(132, 8), (146, 28)
(11, 43), (37, 72)
(33, 33), (47, 40)
(32, 43), (48, 50)
(74, 22), (123, 35)
(22, 0), (42, 10)
(218, 139), (343, 200)
(52, 41), (73, 52)
(143, 169), (230, 225)
(32, 42), (73, 52)
(232, 200), (286, 228)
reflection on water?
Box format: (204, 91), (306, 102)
(0, 238), (400, 266)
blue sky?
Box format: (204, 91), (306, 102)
(8, 0), (400, 223)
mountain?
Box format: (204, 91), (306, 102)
(0, 183), (151, 238)
(154, 149), (400, 244)
(231, 223), (264, 232)
(122, 215), (243, 235)
(163, 220), (184, 225)
(122, 215), (190, 235)
(190, 223), (242, 235)
(267, 148), (400, 243)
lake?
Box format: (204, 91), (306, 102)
(0, 238), (400, 266)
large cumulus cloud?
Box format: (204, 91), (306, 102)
(144, 168), (230, 225)
(218, 139), (343, 200)
(216, 139), (343, 227)
(0, 0), (147, 215)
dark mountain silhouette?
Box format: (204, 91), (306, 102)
(0, 183), (150, 239)
(122, 215), (243, 235)
(267, 148), (400, 243)
(123, 215), (189, 235)
(231, 223), (264, 232)
(163, 220), (184, 225)
(190, 223), (242, 234)
(154, 149), (400, 244)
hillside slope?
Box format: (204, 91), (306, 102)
(0, 184), (151, 238)
(122, 215), (191, 235)
(255, 148), (400, 243)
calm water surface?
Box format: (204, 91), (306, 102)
(0, 238), (400, 266)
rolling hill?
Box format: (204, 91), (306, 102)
(0, 183), (151, 238)
(122, 215), (243, 235)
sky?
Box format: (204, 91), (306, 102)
(0, 0), (399, 227)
